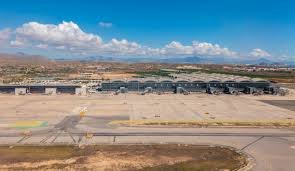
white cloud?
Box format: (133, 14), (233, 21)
(277, 54), (295, 61)
(250, 48), (271, 57)
(162, 41), (193, 55)
(55, 45), (66, 50)
(14, 21), (103, 50)
(99, 22), (113, 28)
(10, 21), (237, 57)
(36, 43), (48, 49)
(101, 38), (145, 55)
(159, 41), (236, 56)
(0, 28), (12, 44)
(10, 40), (24, 47)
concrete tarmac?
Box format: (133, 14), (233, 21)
(0, 127), (295, 171)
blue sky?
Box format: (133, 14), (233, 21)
(0, 0), (294, 61)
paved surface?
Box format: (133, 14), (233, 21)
(260, 100), (295, 111)
(0, 127), (295, 171)
(0, 94), (295, 170)
(1, 94), (295, 127)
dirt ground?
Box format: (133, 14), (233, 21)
(0, 144), (247, 171)
(277, 83), (295, 89)
(101, 72), (138, 80)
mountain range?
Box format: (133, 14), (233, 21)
(71, 55), (294, 66)
(0, 52), (294, 66)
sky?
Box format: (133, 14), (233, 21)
(0, 0), (294, 61)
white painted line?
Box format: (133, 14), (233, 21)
(0, 124), (9, 128)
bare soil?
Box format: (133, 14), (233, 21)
(0, 144), (247, 171)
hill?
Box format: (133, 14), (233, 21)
(0, 53), (54, 65)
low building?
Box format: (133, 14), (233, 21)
(0, 85), (81, 95)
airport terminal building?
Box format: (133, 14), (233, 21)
(101, 79), (276, 94)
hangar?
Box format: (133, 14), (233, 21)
(101, 79), (276, 95)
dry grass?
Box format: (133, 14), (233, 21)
(0, 144), (247, 171)
(110, 119), (295, 127)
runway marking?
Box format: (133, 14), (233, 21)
(17, 135), (31, 143)
(10, 120), (48, 129)
(241, 136), (264, 150)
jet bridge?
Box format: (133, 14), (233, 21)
(176, 87), (190, 95)
(140, 87), (153, 95)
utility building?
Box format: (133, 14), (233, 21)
(0, 85), (81, 95)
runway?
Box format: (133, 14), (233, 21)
(1, 127), (295, 171)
